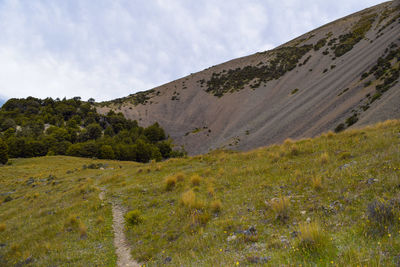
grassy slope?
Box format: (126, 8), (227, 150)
(0, 120), (399, 266)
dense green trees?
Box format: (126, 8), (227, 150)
(0, 97), (183, 162)
(0, 138), (8, 164)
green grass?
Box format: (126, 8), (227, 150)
(0, 157), (117, 266)
(1, 120), (400, 266)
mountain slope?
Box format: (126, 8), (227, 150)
(99, 1), (400, 155)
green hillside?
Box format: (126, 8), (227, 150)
(0, 120), (399, 266)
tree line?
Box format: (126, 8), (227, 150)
(0, 97), (184, 164)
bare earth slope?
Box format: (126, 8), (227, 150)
(99, 1), (400, 155)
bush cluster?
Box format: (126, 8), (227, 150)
(0, 97), (183, 163)
(333, 13), (376, 57)
(205, 45), (313, 97)
(0, 138), (8, 165)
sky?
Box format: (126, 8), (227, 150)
(0, 0), (387, 102)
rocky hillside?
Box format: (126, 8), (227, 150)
(98, 1), (400, 155)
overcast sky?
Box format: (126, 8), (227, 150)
(0, 0), (387, 102)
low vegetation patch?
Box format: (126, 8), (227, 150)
(297, 222), (332, 255)
(125, 210), (143, 226)
(333, 13), (377, 57)
(205, 45), (313, 96)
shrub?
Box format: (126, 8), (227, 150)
(210, 200), (222, 213)
(190, 175), (202, 186)
(125, 210), (143, 226)
(270, 196), (290, 221)
(335, 123), (345, 133)
(99, 145), (115, 159)
(361, 72), (369, 80)
(297, 222), (330, 254)
(346, 114), (359, 127)
(364, 81), (372, 88)
(165, 175), (177, 191)
(0, 138), (8, 165)
(367, 199), (395, 225)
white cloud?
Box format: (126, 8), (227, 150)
(0, 0), (386, 101)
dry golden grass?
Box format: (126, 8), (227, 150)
(0, 223), (5, 232)
(312, 176), (323, 190)
(326, 131), (335, 138)
(270, 152), (280, 162)
(181, 189), (196, 208)
(96, 216), (105, 224)
(207, 186), (215, 197)
(165, 175), (177, 191)
(181, 189), (204, 210)
(290, 144), (300, 156)
(190, 174), (202, 186)
(284, 138), (294, 145)
(79, 222), (87, 238)
(10, 243), (20, 253)
(175, 172), (185, 182)
(319, 152), (330, 164)
(44, 242), (51, 251)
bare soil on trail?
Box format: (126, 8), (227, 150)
(112, 204), (140, 267)
(99, 190), (140, 267)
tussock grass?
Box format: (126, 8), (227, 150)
(319, 152), (330, 164)
(175, 172), (185, 182)
(165, 175), (177, 191)
(207, 186), (215, 197)
(181, 189), (205, 210)
(311, 176), (323, 190)
(210, 200), (222, 213)
(190, 174), (202, 186)
(96, 216), (105, 224)
(297, 222), (331, 254)
(270, 196), (290, 221)
(79, 222), (88, 238)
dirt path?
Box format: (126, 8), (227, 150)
(99, 190), (140, 267)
